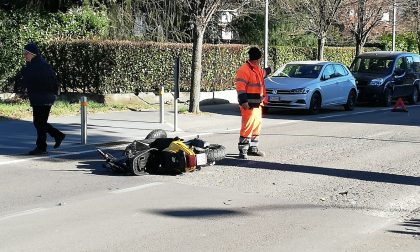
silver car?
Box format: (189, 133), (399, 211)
(264, 61), (358, 114)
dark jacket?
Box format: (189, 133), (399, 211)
(22, 56), (58, 106)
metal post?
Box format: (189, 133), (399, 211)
(174, 57), (180, 132)
(80, 96), (87, 144)
(159, 84), (164, 124)
(174, 99), (178, 132)
(264, 0), (269, 68)
(392, 0), (397, 51)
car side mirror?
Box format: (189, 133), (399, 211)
(322, 75), (331, 81)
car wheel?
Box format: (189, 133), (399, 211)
(408, 86), (419, 105)
(308, 92), (321, 115)
(382, 88), (393, 107)
(205, 144), (227, 164)
(344, 90), (356, 111)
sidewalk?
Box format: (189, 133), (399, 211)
(0, 103), (242, 157)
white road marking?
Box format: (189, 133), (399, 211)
(318, 104), (420, 119)
(318, 108), (390, 119)
(0, 182), (163, 221)
(0, 208), (47, 221)
(0, 148), (118, 166)
(0, 142), (133, 166)
(110, 182), (163, 194)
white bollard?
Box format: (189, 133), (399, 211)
(80, 96), (87, 144)
(159, 84), (164, 124)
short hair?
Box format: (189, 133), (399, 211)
(248, 47), (262, 60)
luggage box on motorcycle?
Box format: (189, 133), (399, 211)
(195, 153), (207, 166)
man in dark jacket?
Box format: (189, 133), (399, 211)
(22, 42), (65, 155)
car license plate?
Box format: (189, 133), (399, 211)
(196, 153), (207, 166)
(269, 96), (280, 102)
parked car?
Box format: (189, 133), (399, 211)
(349, 51), (420, 106)
(264, 61), (358, 114)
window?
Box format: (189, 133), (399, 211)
(322, 65), (335, 79)
(350, 57), (394, 74)
(406, 56), (414, 72)
(334, 64), (348, 77)
(395, 57), (406, 71)
(412, 54), (420, 72)
(273, 64), (322, 78)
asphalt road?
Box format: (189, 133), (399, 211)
(0, 103), (419, 251)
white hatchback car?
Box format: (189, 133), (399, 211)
(264, 61), (358, 114)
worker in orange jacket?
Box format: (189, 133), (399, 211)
(235, 47), (271, 159)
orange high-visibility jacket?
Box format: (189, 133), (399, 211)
(235, 61), (269, 108)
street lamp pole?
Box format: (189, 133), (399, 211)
(392, 0), (397, 51)
(264, 0), (269, 68)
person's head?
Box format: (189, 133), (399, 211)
(23, 42), (40, 62)
(248, 47), (262, 64)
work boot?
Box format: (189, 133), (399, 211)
(54, 133), (66, 149)
(28, 147), (47, 155)
(238, 149), (248, 159)
(248, 147), (265, 157)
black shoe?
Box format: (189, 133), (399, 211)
(248, 149), (265, 157)
(28, 148), (47, 155)
(54, 133), (65, 149)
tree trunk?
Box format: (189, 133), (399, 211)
(417, 1), (420, 54)
(317, 36), (325, 61)
(417, 30), (420, 54)
(355, 37), (362, 56)
(189, 26), (205, 113)
(355, 0), (365, 57)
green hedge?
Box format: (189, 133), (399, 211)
(38, 41), (374, 94)
(0, 8), (109, 91)
(40, 40), (247, 94)
(2, 40), (377, 94)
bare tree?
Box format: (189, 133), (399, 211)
(317, 0), (343, 60)
(403, 0), (420, 52)
(342, 0), (389, 55)
(134, 0), (191, 42)
(181, 0), (253, 113)
(414, 0), (420, 52)
(186, 0), (223, 113)
(290, 0), (343, 60)
(106, 0), (255, 113)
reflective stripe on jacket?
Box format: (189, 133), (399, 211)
(235, 61), (268, 108)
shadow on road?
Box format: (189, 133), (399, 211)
(388, 218), (420, 236)
(147, 204), (324, 219)
(218, 157), (420, 187)
(149, 208), (245, 218)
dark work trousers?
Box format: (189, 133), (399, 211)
(32, 105), (62, 151)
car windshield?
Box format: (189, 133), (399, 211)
(272, 64), (322, 79)
(350, 57), (394, 74)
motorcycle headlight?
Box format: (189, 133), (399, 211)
(290, 88), (310, 94)
(369, 78), (384, 86)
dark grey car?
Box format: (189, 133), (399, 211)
(350, 51), (420, 106)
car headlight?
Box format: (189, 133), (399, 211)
(369, 78), (384, 86)
(290, 88), (310, 94)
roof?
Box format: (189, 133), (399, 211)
(286, 61), (336, 65)
(357, 51), (418, 58)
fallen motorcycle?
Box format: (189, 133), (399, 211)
(97, 129), (226, 175)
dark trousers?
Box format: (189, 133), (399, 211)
(32, 105), (63, 151)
